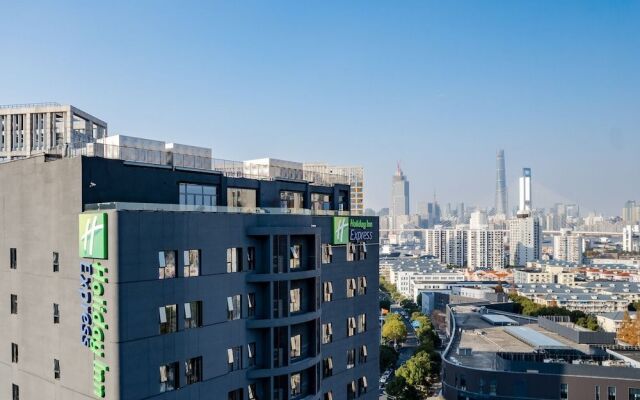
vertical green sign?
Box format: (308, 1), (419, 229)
(79, 213), (108, 259)
(333, 216), (349, 245)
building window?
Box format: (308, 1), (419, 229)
(54, 359), (60, 380)
(596, 386), (600, 400)
(346, 348), (355, 369)
(247, 247), (256, 271)
(630, 388), (640, 400)
(289, 245), (301, 269)
(347, 380), (356, 400)
(346, 243), (356, 262)
(12, 384), (19, 400)
(358, 276), (367, 295)
(227, 346), (242, 372)
(490, 380), (497, 396)
(347, 317), (356, 337)
(321, 244), (333, 264)
(184, 301), (202, 328)
(280, 191), (304, 210)
(248, 384), (257, 400)
(179, 183), (216, 206)
(323, 281), (333, 302)
(159, 305), (178, 334)
(311, 193), (331, 211)
(290, 288), (301, 313)
(158, 251), (177, 279)
(159, 362), (179, 392)
(10, 248), (17, 269)
(357, 313), (366, 333)
(290, 373), (301, 397)
(358, 376), (368, 395)
(359, 345), (368, 363)
(228, 388), (243, 400)
(227, 188), (257, 208)
(53, 252), (59, 272)
(10, 294), (17, 314)
(248, 342), (256, 367)
(322, 323), (333, 344)
(248, 293), (256, 317)
(11, 343), (18, 363)
(227, 248), (243, 273)
(183, 250), (200, 277)
(323, 357), (333, 377)
(185, 356), (202, 385)
(53, 303), (60, 324)
(290, 334), (301, 358)
(346, 278), (356, 298)
(560, 383), (568, 400)
(324, 391), (333, 400)
(608, 387), (616, 400)
(358, 242), (367, 260)
(227, 295), (242, 320)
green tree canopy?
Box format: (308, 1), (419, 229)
(382, 316), (407, 343)
(396, 351), (432, 387)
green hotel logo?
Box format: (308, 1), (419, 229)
(79, 213), (108, 259)
(333, 216), (349, 245)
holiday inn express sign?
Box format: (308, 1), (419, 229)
(332, 216), (374, 244)
(78, 213), (110, 398)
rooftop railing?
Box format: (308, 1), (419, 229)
(46, 142), (350, 185)
(0, 102), (62, 110)
(85, 202), (352, 216)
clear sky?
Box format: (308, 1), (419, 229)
(1, 1), (638, 215)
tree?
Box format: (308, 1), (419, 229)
(618, 311), (639, 345)
(379, 345), (398, 372)
(380, 299), (391, 311)
(385, 376), (421, 400)
(396, 351), (432, 388)
(382, 315), (408, 344)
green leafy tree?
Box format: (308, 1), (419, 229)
(382, 315), (407, 343)
(396, 351), (432, 388)
(385, 376), (421, 400)
(379, 345), (398, 372)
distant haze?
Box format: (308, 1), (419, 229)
(0, 1), (637, 215)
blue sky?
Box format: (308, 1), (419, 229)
(1, 1), (638, 214)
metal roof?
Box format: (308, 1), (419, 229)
(504, 326), (570, 350)
(481, 314), (518, 325)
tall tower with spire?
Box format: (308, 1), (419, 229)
(495, 149), (508, 216)
(391, 162), (410, 217)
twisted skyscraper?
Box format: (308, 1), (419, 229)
(495, 149), (508, 216)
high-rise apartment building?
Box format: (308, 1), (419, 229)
(467, 230), (506, 270)
(424, 228), (467, 267)
(509, 168), (541, 266)
(623, 225), (640, 252)
(0, 134), (378, 399)
(553, 229), (584, 263)
(0, 103), (107, 162)
(495, 149), (508, 217)
(390, 164), (410, 227)
(623, 200), (640, 225)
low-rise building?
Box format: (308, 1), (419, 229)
(597, 311), (638, 333)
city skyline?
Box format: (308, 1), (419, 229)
(1, 1), (638, 215)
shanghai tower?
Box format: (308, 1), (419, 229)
(495, 149), (508, 216)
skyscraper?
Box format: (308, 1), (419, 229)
(391, 163), (410, 217)
(518, 167), (532, 214)
(509, 167), (541, 266)
(495, 150), (508, 217)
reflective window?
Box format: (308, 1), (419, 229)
(227, 295), (242, 320)
(227, 188), (257, 208)
(158, 251), (177, 279)
(290, 334), (301, 358)
(183, 250), (200, 277)
(347, 349), (355, 369)
(184, 301), (202, 328)
(227, 248), (243, 273)
(322, 323), (333, 344)
(321, 244), (333, 264)
(227, 346), (242, 371)
(159, 362), (179, 392)
(290, 373), (301, 396)
(185, 356), (202, 384)
(311, 193), (331, 211)
(290, 288), (301, 313)
(323, 281), (333, 302)
(159, 305), (177, 334)
(179, 183), (216, 206)
(280, 191), (304, 210)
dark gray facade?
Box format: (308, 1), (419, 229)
(1, 155), (379, 400)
